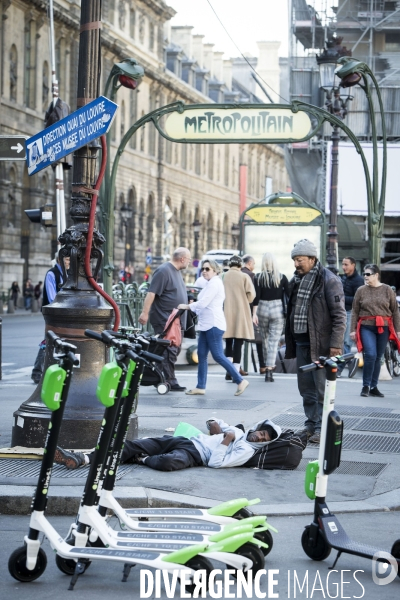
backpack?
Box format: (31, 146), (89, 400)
(243, 430), (307, 470)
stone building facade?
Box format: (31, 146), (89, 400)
(0, 0), (289, 290)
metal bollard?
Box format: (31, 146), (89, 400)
(32, 298), (39, 313)
(0, 317), (2, 380)
(7, 299), (15, 314)
(0, 299), (3, 314)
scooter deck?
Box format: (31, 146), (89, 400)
(321, 514), (400, 562)
(121, 520), (223, 533)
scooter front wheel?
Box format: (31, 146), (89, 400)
(181, 556), (213, 594)
(232, 543), (265, 576)
(232, 507), (254, 520)
(301, 526), (331, 561)
(391, 539), (400, 578)
(253, 529), (273, 556)
(8, 545), (47, 582)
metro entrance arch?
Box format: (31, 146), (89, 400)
(101, 94), (385, 296)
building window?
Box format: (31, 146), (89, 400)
(129, 92), (137, 149)
(42, 61), (49, 110)
(385, 33), (400, 52)
(129, 8), (135, 38)
(148, 91), (156, 156)
(207, 211), (214, 249)
(208, 146), (214, 180)
(24, 20), (36, 108)
(120, 100), (126, 138)
(10, 45), (18, 102)
(149, 23), (155, 51)
(139, 14), (145, 44)
(224, 147), (230, 187)
(195, 145), (201, 175)
(181, 144), (187, 170)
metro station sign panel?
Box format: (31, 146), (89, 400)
(246, 206), (321, 223)
(161, 105), (313, 143)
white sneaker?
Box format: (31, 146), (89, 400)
(234, 380), (249, 396)
(185, 388), (205, 395)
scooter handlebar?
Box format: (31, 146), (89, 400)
(299, 362), (321, 373)
(126, 349), (140, 363)
(84, 329), (104, 342)
(339, 352), (355, 362)
(140, 350), (165, 364)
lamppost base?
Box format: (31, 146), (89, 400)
(11, 288), (139, 449)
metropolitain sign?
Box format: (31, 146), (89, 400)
(160, 105), (313, 143)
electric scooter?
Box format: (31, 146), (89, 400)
(58, 330), (270, 577)
(7, 332), (241, 591)
(301, 353), (400, 577)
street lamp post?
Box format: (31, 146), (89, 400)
(192, 219), (202, 262)
(99, 59), (144, 291)
(120, 203), (133, 275)
(335, 57), (387, 266)
(316, 37), (352, 272)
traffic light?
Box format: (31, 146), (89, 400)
(25, 205), (55, 227)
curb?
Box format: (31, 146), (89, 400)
(1, 485), (399, 517)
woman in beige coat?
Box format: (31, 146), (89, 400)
(222, 255), (256, 377)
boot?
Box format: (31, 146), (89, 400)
(265, 369), (274, 382)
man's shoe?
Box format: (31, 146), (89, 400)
(169, 384), (186, 392)
(225, 372), (232, 381)
(348, 357), (359, 379)
(31, 377), (41, 385)
(239, 368), (248, 376)
(185, 388), (205, 395)
(54, 447), (86, 470)
(360, 385), (370, 397)
(369, 386), (384, 397)
(336, 371), (342, 378)
(299, 428), (313, 440)
(259, 367), (267, 374)
(308, 432), (321, 444)
(234, 380), (249, 396)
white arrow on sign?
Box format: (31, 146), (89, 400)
(11, 143), (24, 154)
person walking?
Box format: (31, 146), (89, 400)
(10, 281), (20, 308)
(138, 247), (191, 392)
(285, 239), (346, 444)
(178, 259), (249, 396)
(31, 253), (70, 384)
(34, 281), (43, 305)
(338, 256), (364, 377)
(23, 279), (34, 310)
(350, 263), (400, 398)
(222, 255), (256, 379)
(241, 255), (266, 375)
(253, 253), (289, 382)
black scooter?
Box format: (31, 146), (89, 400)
(301, 353), (400, 580)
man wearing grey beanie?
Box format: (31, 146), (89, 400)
(284, 239), (346, 444)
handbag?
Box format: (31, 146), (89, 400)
(253, 323), (263, 343)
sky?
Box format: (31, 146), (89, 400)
(166, 0), (289, 59)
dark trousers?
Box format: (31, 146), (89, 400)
(360, 325), (389, 388)
(152, 323), (181, 386)
(225, 338), (244, 363)
(296, 344), (326, 433)
(121, 436), (203, 471)
(256, 342), (266, 369)
(31, 341), (46, 381)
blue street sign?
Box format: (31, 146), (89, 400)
(146, 256), (152, 265)
(25, 96), (118, 176)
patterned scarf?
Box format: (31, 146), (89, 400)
(293, 261), (320, 334)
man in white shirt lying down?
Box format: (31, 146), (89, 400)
(53, 418), (303, 472)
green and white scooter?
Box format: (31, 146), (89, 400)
(7, 332), (245, 591)
(301, 353), (400, 577)
(59, 330), (271, 579)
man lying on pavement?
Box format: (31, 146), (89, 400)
(54, 418), (307, 472)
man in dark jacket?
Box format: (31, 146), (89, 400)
(338, 256), (364, 376)
(285, 239), (346, 444)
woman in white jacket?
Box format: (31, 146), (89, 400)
(178, 259), (249, 397)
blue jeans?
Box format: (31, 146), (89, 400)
(360, 325), (390, 388)
(197, 328), (243, 389)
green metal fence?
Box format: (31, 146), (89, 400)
(112, 283), (154, 333)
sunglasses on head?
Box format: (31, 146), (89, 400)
(201, 267), (211, 272)
(363, 272), (374, 277)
